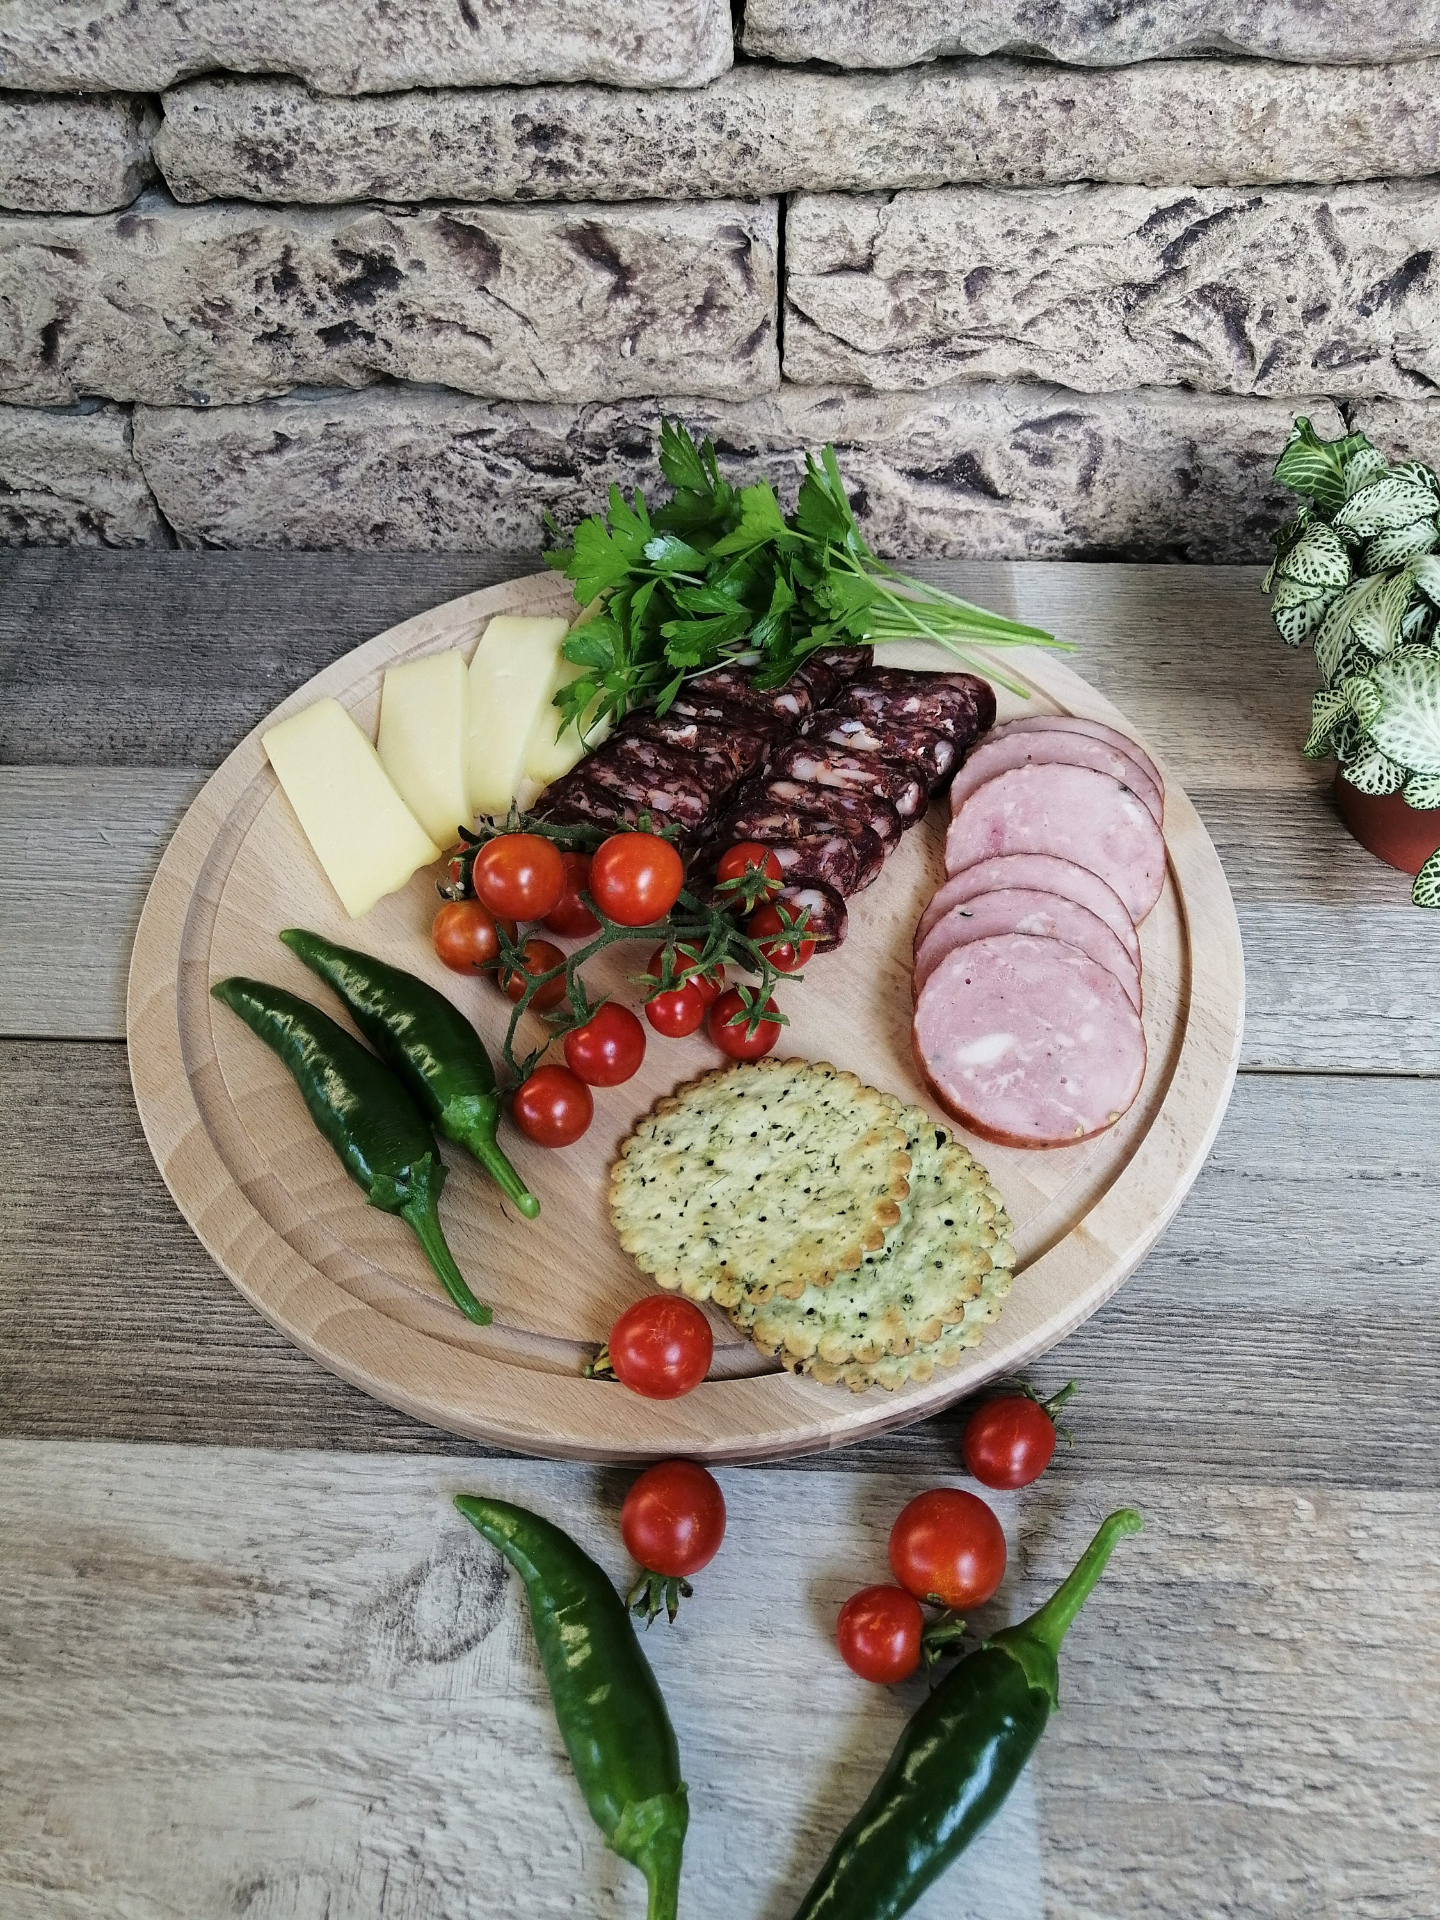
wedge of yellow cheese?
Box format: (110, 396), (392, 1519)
(466, 613), (570, 817)
(263, 697), (441, 918)
(377, 650), (471, 849)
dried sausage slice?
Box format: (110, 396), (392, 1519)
(754, 777), (903, 850)
(948, 729), (1163, 826)
(691, 664), (813, 724)
(800, 712), (957, 790)
(767, 741), (929, 827)
(914, 889), (1141, 1012)
(913, 933), (1147, 1148)
(834, 672), (994, 746)
(991, 716), (1163, 801)
(944, 763), (1165, 923)
(914, 853), (1139, 966)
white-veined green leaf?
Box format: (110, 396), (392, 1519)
(1412, 848), (1440, 908)
(1332, 713), (1366, 762)
(1304, 687), (1348, 756)
(1403, 770), (1440, 810)
(1341, 445), (1391, 497)
(1340, 742), (1407, 795)
(1395, 461), (1440, 492)
(1274, 596), (1326, 646)
(1273, 417), (1373, 511)
(1401, 600), (1437, 644)
(1275, 520), (1352, 590)
(1366, 648), (1440, 774)
(1314, 572), (1410, 679)
(1341, 673), (1383, 728)
(1412, 555), (1440, 606)
(1365, 519), (1439, 570)
(1333, 474), (1439, 539)
(1271, 577), (1323, 610)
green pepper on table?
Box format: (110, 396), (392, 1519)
(211, 976), (492, 1324)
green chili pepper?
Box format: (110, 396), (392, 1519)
(211, 976), (492, 1325)
(278, 927), (539, 1219)
(456, 1495), (688, 1920)
(793, 1507), (1143, 1920)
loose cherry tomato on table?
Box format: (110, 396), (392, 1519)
(543, 851), (601, 938)
(746, 903), (816, 973)
(498, 936), (568, 1012)
(647, 944), (725, 1006)
(601, 1295), (713, 1399)
(708, 988), (783, 1060)
(715, 841), (783, 903)
(889, 1487), (1006, 1611)
(470, 832), (565, 921)
(836, 1585), (925, 1685)
(622, 1459), (727, 1623)
(962, 1381), (1076, 1490)
(432, 899), (516, 973)
(511, 1064), (593, 1147)
(563, 1002), (647, 1086)
(590, 831), (685, 926)
(645, 980), (707, 1039)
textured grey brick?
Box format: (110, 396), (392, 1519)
(130, 382), (1342, 561)
(0, 403), (166, 544)
(0, 0), (732, 94)
(154, 58), (1440, 206)
(0, 92), (157, 212)
(1347, 400), (1440, 467)
(785, 184), (1440, 401)
(741, 0), (1440, 68)
(0, 192), (778, 407)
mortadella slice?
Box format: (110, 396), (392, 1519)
(914, 889), (1141, 1012)
(948, 729), (1163, 826)
(913, 853), (1139, 966)
(945, 762), (1165, 923)
(913, 933), (1146, 1148)
(990, 716), (1163, 800)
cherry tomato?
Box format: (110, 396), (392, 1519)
(511, 1064), (593, 1148)
(962, 1395), (1062, 1490)
(432, 899), (516, 973)
(645, 981), (707, 1038)
(746, 903), (816, 973)
(563, 1002), (646, 1087)
(499, 936), (568, 1012)
(708, 988), (782, 1060)
(836, 1585), (925, 1685)
(647, 944), (724, 1006)
(888, 1488), (1006, 1611)
(590, 832), (685, 927)
(471, 833), (566, 921)
(621, 1460), (726, 1577)
(607, 1296), (713, 1399)
(543, 851), (601, 938)
(715, 840), (783, 902)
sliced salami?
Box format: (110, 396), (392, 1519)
(692, 664), (813, 724)
(767, 740), (929, 827)
(913, 933), (1147, 1148)
(991, 716), (1163, 801)
(619, 709), (770, 784)
(772, 879), (849, 950)
(944, 763), (1165, 923)
(914, 889), (1141, 1011)
(754, 776), (903, 850)
(800, 712), (957, 790)
(913, 854), (1139, 967)
(948, 729), (1162, 826)
(835, 673), (993, 746)
(811, 644), (874, 682)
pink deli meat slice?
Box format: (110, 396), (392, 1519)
(913, 933), (1147, 1148)
(990, 716), (1163, 801)
(949, 728), (1162, 826)
(913, 854), (1139, 967)
(945, 762), (1165, 923)
(913, 889), (1141, 1012)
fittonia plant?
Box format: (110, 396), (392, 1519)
(1264, 416), (1440, 907)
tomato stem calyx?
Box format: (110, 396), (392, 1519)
(920, 1608), (969, 1679)
(584, 1343), (615, 1382)
(627, 1571), (695, 1627)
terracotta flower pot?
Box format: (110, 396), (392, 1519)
(1334, 769), (1440, 875)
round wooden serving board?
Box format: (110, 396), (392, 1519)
(128, 571), (1244, 1462)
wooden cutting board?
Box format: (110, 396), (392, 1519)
(126, 570), (1244, 1462)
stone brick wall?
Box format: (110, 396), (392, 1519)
(0, 1), (1435, 558)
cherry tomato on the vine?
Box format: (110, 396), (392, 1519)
(708, 988), (782, 1060)
(715, 841), (783, 903)
(606, 1296), (713, 1399)
(888, 1488), (1006, 1611)
(621, 1461), (726, 1577)
(746, 903), (816, 973)
(543, 851), (601, 938)
(432, 900), (516, 973)
(511, 1064), (593, 1148)
(471, 832), (565, 922)
(647, 944), (724, 1006)
(962, 1385), (1073, 1489)
(563, 1002), (646, 1087)
(836, 1585), (925, 1685)
(590, 832), (684, 927)
(645, 981), (707, 1039)
(499, 936), (568, 1012)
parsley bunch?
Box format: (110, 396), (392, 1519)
(543, 420), (1060, 737)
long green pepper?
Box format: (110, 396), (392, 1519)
(211, 977), (492, 1324)
(793, 1508), (1143, 1920)
(456, 1496), (688, 1920)
(278, 928), (539, 1219)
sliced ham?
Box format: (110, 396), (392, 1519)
(949, 728), (1162, 826)
(913, 933), (1147, 1148)
(913, 854), (1138, 967)
(914, 889), (1141, 1012)
(990, 716), (1163, 801)
(944, 762), (1165, 923)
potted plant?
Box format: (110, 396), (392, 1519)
(1264, 417), (1440, 906)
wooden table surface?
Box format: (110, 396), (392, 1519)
(2, 550), (1436, 1919)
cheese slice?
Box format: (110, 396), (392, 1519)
(466, 613), (570, 817)
(377, 650), (471, 849)
(263, 697), (441, 918)
(524, 651), (614, 789)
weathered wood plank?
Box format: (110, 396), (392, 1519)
(1, 1441), (1433, 1919)
(2, 1042), (1436, 1486)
